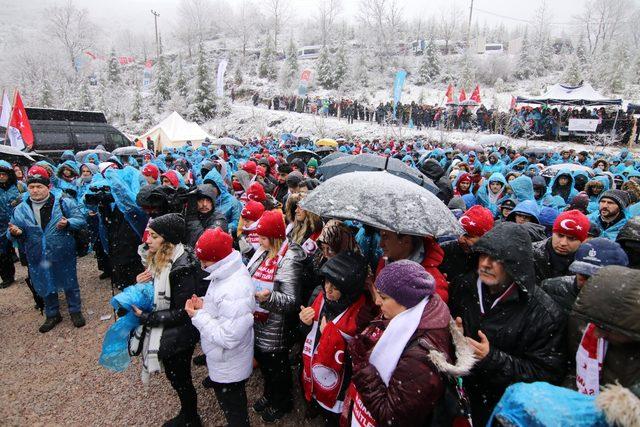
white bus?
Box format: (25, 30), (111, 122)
(484, 43), (504, 54)
(297, 45), (322, 59)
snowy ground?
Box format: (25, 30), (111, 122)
(204, 103), (636, 155)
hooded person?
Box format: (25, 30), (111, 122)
(185, 184), (229, 248)
(187, 227), (255, 427)
(616, 216), (640, 269)
(344, 260), (474, 427)
(572, 170), (590, 193)
(509, 175), (535, 203)
(202, 167), (242, 235)
(9, 166), (88, 333)
(56, 160), (82, 202)
(453, 172), (473, 197)
(532, 210), (590, 284)
(531, 175), (548, 206)
(569, 266), (640, 395)
(497, 198), (516, 222)
(548, 169), (579, 205)
(585, 176), (609, 214)
(299, 251), (369, 423)
(542, 238), (628, 316)
(588, 189), (629, 241)
(306, 158), (319, 178)
(0, 161), (24, 288)
(475, 172), (508, 217)
(482, 152), (505, 177)
(418, 159), (453, 204)
(506, 200), (540, 224)
(448, 222), (567, 426)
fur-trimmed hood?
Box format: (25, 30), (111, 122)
(423, 319), (477, 377)
(596, 382), (640, 427)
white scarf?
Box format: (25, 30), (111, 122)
(368, 297), (429, 386)
(141, 243), (185, 384)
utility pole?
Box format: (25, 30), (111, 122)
(467, 0), (474, 45)
(151, 10), (160, 59)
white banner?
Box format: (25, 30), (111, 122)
(216, 59), (228, 98)
(0, 91), (11, 128)
(568, 118), (599, 132)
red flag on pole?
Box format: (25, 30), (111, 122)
(470, 85), (481, 103)
(458, 88), (467, 102)
(510, 95), (517, 110)
(445, 84), (454, 104)
(8, 91), (33, 150)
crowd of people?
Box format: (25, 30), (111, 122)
(252, 92), (638, 144)
(1, 135), (639, 427)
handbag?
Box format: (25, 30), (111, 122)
(128, 325), (147, 357)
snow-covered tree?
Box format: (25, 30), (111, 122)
(193, 43), (216, 120)
(353, 54), (369, 87)
(174, 57), (188, 98)
(131, 88), (143, 122)
(562, 54), (583, 85)
(280, 39), (299, 90)
(513, 30), (532, 80)
(107, 48), (120, 84)
(607, 42), (628, 93)
(457, 50), (475, 90)
(79, 79), (93, 110)
(632, 51), (640, 85)
(316, 45), (333, 89)
(233, 64), (243, 85)
(332, 43), (348, 89)
(155, 54), (171, 104)
(40, 80), (53, 107)
(417, 39), (440, 84)
(576, 37), (587, 64)
(258, 35), (277, 80)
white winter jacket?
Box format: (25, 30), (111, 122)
(191, 250), (256, 383)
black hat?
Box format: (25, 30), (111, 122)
(148, 213), (185, 244)
(600, 189), (630, 210)
(320, 251), (367, 302)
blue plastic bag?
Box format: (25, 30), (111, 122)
(99, 283), (154, 372)
(488, 382), (609, 427)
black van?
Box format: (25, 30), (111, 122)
(26, 108), (132, 160)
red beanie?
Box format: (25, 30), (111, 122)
(246, 182), (266, 202)
(255, 210), (286, 239)
(26, 165), (51, 186)
(268, 156), (276, 168)
(195, 227), (233, 263)
(256, 165), (266, 178)
(161, 170), (180, 188)
(459, 205), (494, 237)
(142, 164), (159, 180)
(242, 200), (265, 222)
(242, 161), (257, 175)
(553, 210), (590, 242)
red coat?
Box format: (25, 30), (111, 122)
(375, 237), (449, 303)
(346, 296), (453, 426)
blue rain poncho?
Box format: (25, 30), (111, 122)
(476, 172), (509, 216)
(203, 167), (242, 233)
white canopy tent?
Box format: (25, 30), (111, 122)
(138, 112), (214, 152)
(515, 83), (623, 107)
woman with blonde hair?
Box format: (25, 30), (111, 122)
(246, 210), (305, 423)
(131, 213), (203, 427)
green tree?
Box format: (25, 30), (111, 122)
(131, 87), (143, 122)
(418, 39), (440, 84)
(333, 44), (348, 88)
(174, 57), (188, 98)
(193, 43), (216, 120)
(513, 30), (532, 80)
(107, 48), (120, 84)
(562, 54), (583, 86)
(258, 35), (277, 80)
(79, 80), (93, 110)
(155, 54), (171, 104)
(40, 80), (53, 107)
(316, 45), (333, 89)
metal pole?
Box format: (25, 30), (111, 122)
(151, 10), (160, 59)
(467, 0), (474, 44)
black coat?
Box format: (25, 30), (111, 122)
(440, 239), (474, 284)
(449, 223), (566, 426)
(141, 249), (204, 359)
(418, 159), (453, 204)
(185, 210), (228, 248)
(541, 275), (579, 316)
(533, 238), (575, 284)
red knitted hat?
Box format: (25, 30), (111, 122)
(246, 182), (266, 202)
(256, 165), (266, 178)
(161, 170), (180, 188)
(459, 205), (495, 237)
(195, 227), (233, 263)
(242, 161), (257, 175)
(553, 210), (590, 242)
(142, 163), (159, 180)
(255, 210), (286, 239)
(26, 165), (51, 186)
(242, 200), (265, 222)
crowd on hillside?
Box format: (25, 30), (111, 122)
(1, 135), (639, 427)
(251, 92), (638, 144)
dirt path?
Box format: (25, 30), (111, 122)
(0, 256), (318, 426)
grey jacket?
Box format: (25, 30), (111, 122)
(249, 244), (305, 352)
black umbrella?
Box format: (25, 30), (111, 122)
(0, 145), (35, 166)
(287, 149), (320, 165)
(321, 151), (350, 165)
(317, 153), (439, 194)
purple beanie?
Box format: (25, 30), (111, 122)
(375, 260), (435, 308)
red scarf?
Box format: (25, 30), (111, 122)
(576, 323), (608, 395)
(302, 293), (365, 413)
(252, 255), (279, 322)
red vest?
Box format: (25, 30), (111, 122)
(302, 293), (365, 412)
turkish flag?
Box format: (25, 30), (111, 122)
(458, 88), (467, 102)
(445, 84), (454, 103)
(510, 95), (517, 110)
(8, 91), (33, 150)
(470, 85), (481, 103)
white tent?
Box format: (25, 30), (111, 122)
(516, 83), (622, 106)
(138, 112), (214, 151)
